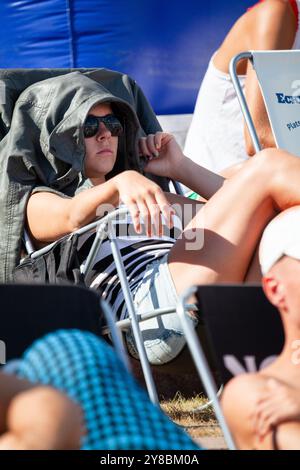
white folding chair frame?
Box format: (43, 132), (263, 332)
(229, 51), (262, 153)
(230, 49), (300, 156)
(176, 286), (236, 450)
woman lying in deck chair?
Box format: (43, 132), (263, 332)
(4, 72), (300, 366)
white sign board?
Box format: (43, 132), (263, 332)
(253, 50), (300, 156)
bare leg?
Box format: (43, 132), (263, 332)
(244, 245), (262, 283)
(126, 149), (300, 365)
(0, 387), (83, 450)
(168, 149), (300, 295)
(165, 192), (205, 228)
(220, 161), (247, 178)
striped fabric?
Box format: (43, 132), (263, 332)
(77, 209), (182, 320)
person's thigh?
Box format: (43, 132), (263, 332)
(244, 244), (262, 283)
(168, 157), (276, 295)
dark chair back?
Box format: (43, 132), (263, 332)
(0, 284), (103, 362)
(196, 284), (284, 384)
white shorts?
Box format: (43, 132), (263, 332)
(125, 253), (198, 365)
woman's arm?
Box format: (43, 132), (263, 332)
(213, 0), (296, 156)
(173, 156), (225, 198)
(140, 132), (225, 199)
(27, 179), (119, 243)
(27, 170), (175, 244)
(243, 0), (296, 155)
(222, 374), (300, 450)
(164, 192), (205, 229)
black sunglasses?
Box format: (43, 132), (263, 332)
(83, 114), (124, 138)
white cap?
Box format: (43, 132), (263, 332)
(259, 207), (300, 275)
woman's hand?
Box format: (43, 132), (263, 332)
(139, 132), (186, 180)
(253, 379), (300, 439)
(138, 131), (225, 200)
(113, 170), (175, 236)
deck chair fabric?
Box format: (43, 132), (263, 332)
(196, 284), (284, 384)
(230, 49), (300, 156)
(0, 284), (103, 362)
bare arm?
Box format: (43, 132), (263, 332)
(165, 192), (205, 229)
(27, 178), (120, 243)
(222, 374), (300, 450)
(243, 0), (297, 155)
(272, 422), (300, 450)
(221, 375), (260, 449)
(27, 170), (175, 244)
(213, 0), (297, 156)
(174, 157), (225, 199)
(140, 132), (225, 199)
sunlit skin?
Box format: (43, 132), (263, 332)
(213, 0), (296, 156)
(0, 375), (83, 450)
(84, 103), (119, 185)
(221, 209), (300, 449)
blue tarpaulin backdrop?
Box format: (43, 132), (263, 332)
(0, 0), (254, 114)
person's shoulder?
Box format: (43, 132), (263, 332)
(221, 373), (269, 448)
(250, 0), (296, 27)
(253, 0), (294, 16)
(246, 0), (297, 48)
(222, 373), (267, 411)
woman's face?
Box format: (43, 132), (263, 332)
(84, 103), (119, 184)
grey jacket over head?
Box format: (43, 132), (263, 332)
(0, 71), (146, 282)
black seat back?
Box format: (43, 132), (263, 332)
(0, 284), (102, 362)
(196, 284), (284, 384)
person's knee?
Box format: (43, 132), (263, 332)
(248, 148), (279, 171)
(126, 312), (198, 366)
(6, 386), (84, 449)
(254, 148), (297, 170)
(126, 328), (187, 365)
(244, 148), (297, 188)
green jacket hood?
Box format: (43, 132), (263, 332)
(0, 71), (141, 281)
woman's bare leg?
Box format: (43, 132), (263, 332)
(165, 192), (205, 228)
(244, 245), (262, 283)
(0, 387), (82, 450)
(168, 149), (300, 295)
(0, 372), (82, 450)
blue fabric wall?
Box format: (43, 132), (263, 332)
(0, 0), (254, 114)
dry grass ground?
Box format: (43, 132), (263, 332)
(161, 393), (222, 439)
(129, 355), (227, 447)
